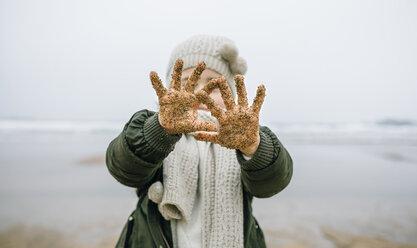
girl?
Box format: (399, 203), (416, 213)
(106, 35), (293, 248)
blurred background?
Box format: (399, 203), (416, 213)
(1, 0), (417, 247)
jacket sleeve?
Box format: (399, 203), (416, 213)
(237, 126), (293, 198)
(105, 109), (181, 189)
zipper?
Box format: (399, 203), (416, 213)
(124, 214), (135, 248)
(158, 223), (171, 248)
(145, 193), (170, 248)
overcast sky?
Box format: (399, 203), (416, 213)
(1, 0), (416, 123)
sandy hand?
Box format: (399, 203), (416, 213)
(150, 59), (217, 135)
(194, 75), (266, 155)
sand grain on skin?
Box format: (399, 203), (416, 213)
(151, 59), (217, 134)
(195, 76), (265, 150)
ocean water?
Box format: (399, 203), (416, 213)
(1, 120), (417, 247)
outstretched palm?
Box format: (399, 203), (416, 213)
(150, 59), (217, 135)
(194, 75), (266, 151)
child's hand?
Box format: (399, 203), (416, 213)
(194, 75), (266, 157)
(150, 59), (217, 135)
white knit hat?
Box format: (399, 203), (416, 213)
(165, 35), (247, 96)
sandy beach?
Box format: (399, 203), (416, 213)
(1, 125), (417, 247)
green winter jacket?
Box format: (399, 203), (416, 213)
(106, 109), (293, 248)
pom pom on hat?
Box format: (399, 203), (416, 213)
(218, 43), (247, 75)
(230, 57), (247, 75)
(219, 43), (238, 62)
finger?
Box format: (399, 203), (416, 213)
(235, 75), (248, 108)
(194, 132), (219, 144)
(200, 78), (219, 94)
(185, 61), (206, 92)
(189, 120), (218, 132)
(195, 91), (226, 122)
(251, 85), (266, 114)
(150, 71), (167, 98)
(218, 77), (235, 110)
(170, 59), (183, 90)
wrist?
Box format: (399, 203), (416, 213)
(158, 111), (177, 135)
(239, 132), (260, 157)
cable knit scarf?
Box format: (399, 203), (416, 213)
(147, 110), (244, 248)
